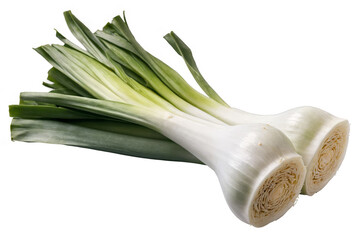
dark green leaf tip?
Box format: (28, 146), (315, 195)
(123, 11), (127, 25)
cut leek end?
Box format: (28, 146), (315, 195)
(249, 155), (306, 227)
(303, 119), (350, 196)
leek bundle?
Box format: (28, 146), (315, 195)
(9, 10), (349, 226)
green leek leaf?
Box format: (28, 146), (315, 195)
(164, 32), (228, 106)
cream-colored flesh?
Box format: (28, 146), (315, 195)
(249, 157), (305, 227)
(303, 120), (349, 195)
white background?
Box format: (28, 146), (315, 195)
(1, 0), (359, 239)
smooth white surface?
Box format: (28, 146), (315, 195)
(1, 0), (359, 239)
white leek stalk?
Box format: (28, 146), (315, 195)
(203, 106), (350, 195)
(20, 92), (306, 227)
